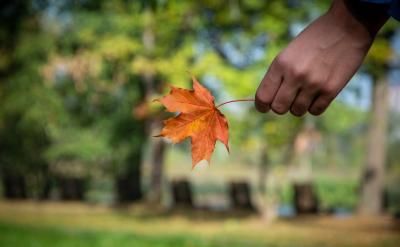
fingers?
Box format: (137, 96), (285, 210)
(290, 90), (316, 117)
(308, 86), (338, 116)
(269, 62), (309, 115)
(255, 53), (344, 116)
(256, 54), (316, 115)
(270, 76), (300, 115)
(255, 59), (283, 113)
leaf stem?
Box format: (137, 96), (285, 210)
(216, 99), (255, 108)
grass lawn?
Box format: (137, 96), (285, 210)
(0, 222), (261, 247)
(0, 201), (399, 247)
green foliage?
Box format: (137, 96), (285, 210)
(276, 178), (359, 210)
(45, 128), (111, 164)
(39, 2), (151, 178)
(0, 28), (58, 175)
(315, 178), (359, 210)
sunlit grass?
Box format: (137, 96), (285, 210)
(0, 201), (399, 247)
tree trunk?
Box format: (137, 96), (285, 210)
(229, 181), (255, 210)
(171, 179), (193, 207)
(148, 125), (166, 203)
(1, 171), (27, 199)
(116, 152), (143, 203)
(258, 143), (269, 195)
(59, 177), (86, 201)
(293, 183), (318, 214)
(141, 8), (167, 204)
(288, 121), (318, 181)
(39, 176), (52, 200)
(359, 78), (388, 215)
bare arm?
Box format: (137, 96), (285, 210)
(255, 0), (389, 116)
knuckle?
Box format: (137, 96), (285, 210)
(255, 92), (272, 105)
(271, 102), (288, 115)
(309, 107), (325, 116)
(255, 92), (272, 113)
(320, 85), (336, 96)
(291, 108), (306, 117)
(309, 99), (330, 116)
(305, 79), (321, 90)
(274, 53), (288, 68)
(290, 66), (308, 80)
(290, 104), (307, 117)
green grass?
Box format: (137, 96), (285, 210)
(0, 222), (198, 247)
(0, 201), (399, 247)
(0, 221), (274, 247)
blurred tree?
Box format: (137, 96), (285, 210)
(0, 0), (62, 199)
(359, 76), (388, 215)
(41, 0), (149, 202)
(138, 2), (164, 204)
(358, 21), (396, 215)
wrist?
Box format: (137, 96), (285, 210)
(327, 0), (389, 40)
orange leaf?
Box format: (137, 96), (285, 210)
(155, 75), (229, 168)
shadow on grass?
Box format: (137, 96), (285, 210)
(111, 202), (258, 221)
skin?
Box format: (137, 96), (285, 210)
(255, 0), (390, 116)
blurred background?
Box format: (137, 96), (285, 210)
(0, 0), (400, 246)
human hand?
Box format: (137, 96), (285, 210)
(255, 0), (389, 116)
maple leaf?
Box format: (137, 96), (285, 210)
(155, 75), (229, 168)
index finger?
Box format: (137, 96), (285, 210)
(255, 60), (283, 113)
